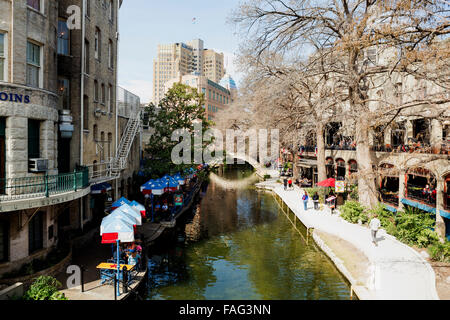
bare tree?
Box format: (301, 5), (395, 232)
(232, 0), (450, 208)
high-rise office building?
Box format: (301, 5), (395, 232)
(152, 39), (225, 104)
(203, 49), (225, 83)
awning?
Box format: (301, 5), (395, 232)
(439, 209), (450, 220)
(91, 182), (112, 195)
(384, 205), (398, 213)
(401, 198), (436, 214)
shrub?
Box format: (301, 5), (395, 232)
(348, 185), (359, 201)
(339, 200), (368, 224)
(263, 174), (271, 181)
(23, 276), (67, 300)
(394, 212), (439, 248)
(428, 241), (450, 263)
(368, 204), (396, 231)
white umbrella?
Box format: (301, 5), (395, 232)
(100, 218), (134, 243)
(116, 203), (142, 225)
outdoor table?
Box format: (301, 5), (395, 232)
(96, 263), (135, 271)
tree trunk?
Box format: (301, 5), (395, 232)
(355, 118), (379, 208)
(316, 122), (327, 183)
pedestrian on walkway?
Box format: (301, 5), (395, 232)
(312, 192), (319, 210)
(369, 215), (381, 246)
(283, 178), (288, 190)
(288, 178), (293, 190)
(302, 192), (309, 211)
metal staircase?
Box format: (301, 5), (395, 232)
(110, 109), (142, 176)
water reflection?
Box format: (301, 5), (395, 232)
(146, 165), (350, 300)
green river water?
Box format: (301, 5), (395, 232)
(145, 166), (351, 300)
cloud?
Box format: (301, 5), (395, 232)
(119, 79), (153, 104)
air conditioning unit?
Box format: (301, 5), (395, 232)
(29, 158), (48, 172)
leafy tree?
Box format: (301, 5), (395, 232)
(144, 83), (212, 177)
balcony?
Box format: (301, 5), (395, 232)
(0, 169), (90, 212)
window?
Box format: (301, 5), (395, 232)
(108, 40), (113, 68)
(0, 33), (5, 81)
(29, 212), (43, 254)
(0, 220), (8, 262)
(28, 119), (40, 159)
(57, 19), (70, 55)
(109, 0), (114, 21)
(107, 84), (113, 113)
(94, 80), (99, 101)
(101, 83), (105, 104)
(83, 95), (89, 130)
(94, 28), (101, 60)
(58, 77), (70, 109)
(84, 40), (90, 74)
(86, 0), (91, 17)
(26, 41), (41, 88)
(93, 124), (98, 141)
(27, 0), (40, 11)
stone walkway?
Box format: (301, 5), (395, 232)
(257, 180), (439, 300)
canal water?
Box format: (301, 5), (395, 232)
(144, 165), (351, 300)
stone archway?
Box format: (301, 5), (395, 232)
(326, 157), (334, 179)
(336, 158), (346, 180)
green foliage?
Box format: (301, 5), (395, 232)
(304, 187), (326, 203)
(394, 212), (439, 248)
(23, 276), (67, 300)
(144, 83), (212, 177)
(263, 174), (271, 181)
(339, 200), (368, 224)
(428, 241), (450, 263)
(348, 185), (359, 201)
(368, 204), (396, 230)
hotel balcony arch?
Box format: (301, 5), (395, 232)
(336, 158), (346, 181)
(378, 163), (400, 209)
(403, 167), (437, 212)
(325, 157), (335, 179)
(442, 172), (450, 240)
(348, 159), (358, 184)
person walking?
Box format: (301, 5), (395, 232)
(302, 192), (309, 211)
(312, 192), (319, 210)
(283, 178), (288, 190)
(288, 178), (293, 190)
(369, 215), (381, 246)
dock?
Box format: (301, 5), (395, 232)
(61, 269), (147, 301)
(139, 182), (202, 245)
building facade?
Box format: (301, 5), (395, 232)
(292, 47), (450, 240)
(152, 39), (225, 104)
(164, 74), (233, 121)
(0, 0), (140, 278)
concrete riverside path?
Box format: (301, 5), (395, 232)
(256, 180), (439, 300)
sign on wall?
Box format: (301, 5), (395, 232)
(335, 181), (345, 193)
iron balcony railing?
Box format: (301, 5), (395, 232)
(0, 168), (89, 201)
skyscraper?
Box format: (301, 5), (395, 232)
(152, 39), (225, 104)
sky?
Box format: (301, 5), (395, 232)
(118, 0), (243, 104)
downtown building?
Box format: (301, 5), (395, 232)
(291, 46), (450, 240)
(152, 39), (225, 104)
(164, 74), (233, 121)
(0, 0), (141, 279)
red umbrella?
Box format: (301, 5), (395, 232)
(317, 178), (335, 187)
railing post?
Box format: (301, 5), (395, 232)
(45, 172), (49, 197)
(73, 170), (77, 192)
